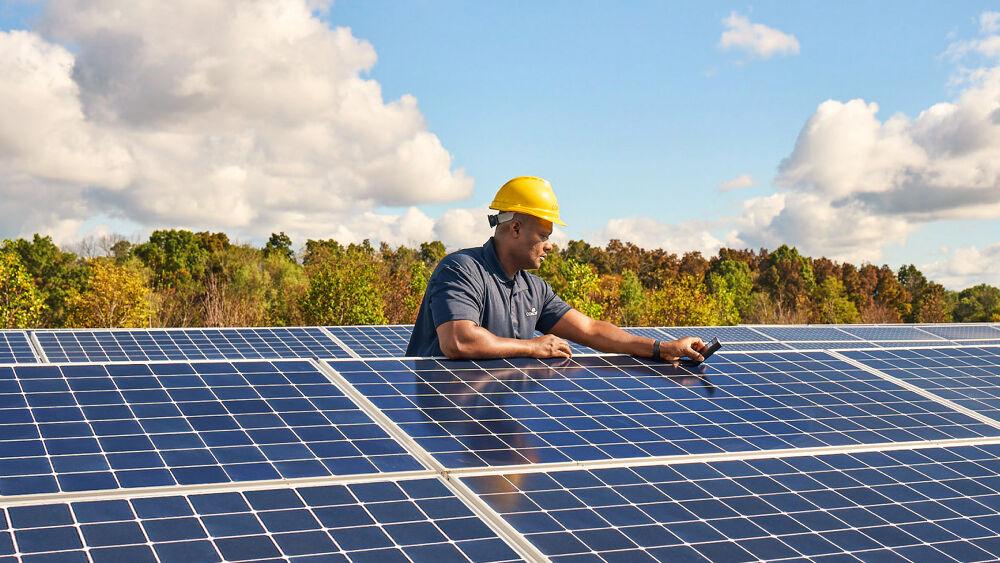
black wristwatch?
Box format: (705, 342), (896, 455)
(652, 340), (662, 360)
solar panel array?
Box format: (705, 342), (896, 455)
(0, 331), (37, 364)
(34, 327), (353, 363)
(2, 322), (1000, 562)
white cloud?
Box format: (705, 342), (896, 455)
(718, 173), (755, 192)
(732, 58), (1000, 261)
(944, 10), (1000, 61)
(593, 217), (732, 256)
(0, 0), (472, 244)
(719, 12), (800, 59)
(923, 242), (1000, 289)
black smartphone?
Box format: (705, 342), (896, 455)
(684, 337), (722, 365)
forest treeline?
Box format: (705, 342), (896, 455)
(1, 230), (998, 329)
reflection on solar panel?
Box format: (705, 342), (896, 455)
(754, 326), (861, 342)
(839, 325), (944, 341)
(328, 352), (1000, 469)
(35, 327), (351, 362)
(0, 331), (37, 364)
(0, 478), (520, 562)
(918, 324), (1000, 340)
(0, 360), (422, 496)
(845, 346), (1000, 423)
(667, 326), (773, 343)
(721, 342), (792, 351)
(327, 325), (413, 358)
(465, 444), (1000, 561)
(623, 327), (673, 340)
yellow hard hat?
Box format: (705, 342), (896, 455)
(489, 176), (566, 226)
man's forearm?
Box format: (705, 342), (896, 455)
(443, 325), (536, 359)
(573, 320), (656, 357)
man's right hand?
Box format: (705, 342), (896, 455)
(530, 334), (572, 358)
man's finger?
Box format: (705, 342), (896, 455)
(558, 340), (572, 357)
(685, 346), (704, 362)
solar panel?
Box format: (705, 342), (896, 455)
(623, 327), (674, 340)
(0, 477), (522, 562)
(845, 346), (1000, 423)
(326, 352), (1000, 470)
(464, 443), (1000, 561)
(0, 331), (37, 364)
(721, 342), (793, 351)
(839, 325), (945, 341)
(34, 327), (352, 363)
(917, 324), (1000, 340)
(753, 326), (861, 342)
(0, 360), (423, 496)
(327, 325), (413, 358)
(667, 326), (774, 343)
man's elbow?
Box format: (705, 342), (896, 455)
(439, 336), (473, 359)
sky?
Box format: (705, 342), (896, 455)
(1, 1), (999, 289)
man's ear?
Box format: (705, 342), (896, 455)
(509, 218), (522, 238)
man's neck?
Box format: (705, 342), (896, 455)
(492, 237), (521, 280)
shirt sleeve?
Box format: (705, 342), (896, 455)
(535, 278), (572, 333)
(427, 259), (486, 328)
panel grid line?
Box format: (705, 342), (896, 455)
(27, 332), (47, 364)
(317, 326), (362, 359)
(312, 359), (546, 562)
(829, 350), (1000, 434)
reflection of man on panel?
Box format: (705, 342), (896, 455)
(407, 176), (706, 361)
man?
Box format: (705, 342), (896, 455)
(406, 176), (706, 361)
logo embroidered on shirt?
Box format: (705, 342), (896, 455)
(526, 307), (538, 317)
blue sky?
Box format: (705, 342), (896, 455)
(328, 0), (998, 255)
(1, 1), (999, 287)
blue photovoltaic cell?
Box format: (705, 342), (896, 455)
(917, 324), (1000, 340)
(785, 342), (881, 351)
(0, 360), (422, 496)
(839, 325), (944, 342)
(668, 326), (774, 343)
(753, 326), (862, 342)
(327, 325), (414, 358)
(35, 327), (352, 363)
(876, 340), (955, 348)
(464, 444), (1000, 562)
(624, 327), (674, 340)
(0, 478), (520, 562)
(0, 332), (37, 364)
(720, 342), (793, 352)
(845, 346), (1000, 423)
(327, 352), (1000, 469)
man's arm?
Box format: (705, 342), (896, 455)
(437, 320), (572, 360)
(549, 309), (705, 361)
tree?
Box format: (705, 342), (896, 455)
(202, 245), (270, 327)
(66, 259), (153, 328)
(953, 284), (1000, 322)
(619, 270), (646, 326)
(419, 241), (446, 266)
(132, 229), (211, 290)
(758, 245), (816, 317)
(0, 250), (45, 328)
(263, 232), (295, 262)
(302, 245), (387, 325)
(707, 259), (752, 318)
(2, 235), (86, 326)
(913, 282), (954, 323)
(814, 277), (861, 324)
(898, 264), (928, 322)
(645, 275), (720, 326)
(538, 252), (603, 319)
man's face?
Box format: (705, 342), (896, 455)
(519, 215), (554, 269)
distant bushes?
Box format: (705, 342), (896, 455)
(0, 230), (997, 329)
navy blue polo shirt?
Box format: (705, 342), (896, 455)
(406, 238), (572, 357)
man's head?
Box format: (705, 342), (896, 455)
(494, 212), (554, 270)
(488, 176), (563, 272)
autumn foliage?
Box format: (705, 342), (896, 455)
(1, 231), (997, 329)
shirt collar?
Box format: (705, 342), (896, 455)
(484, 238), (529, 294)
